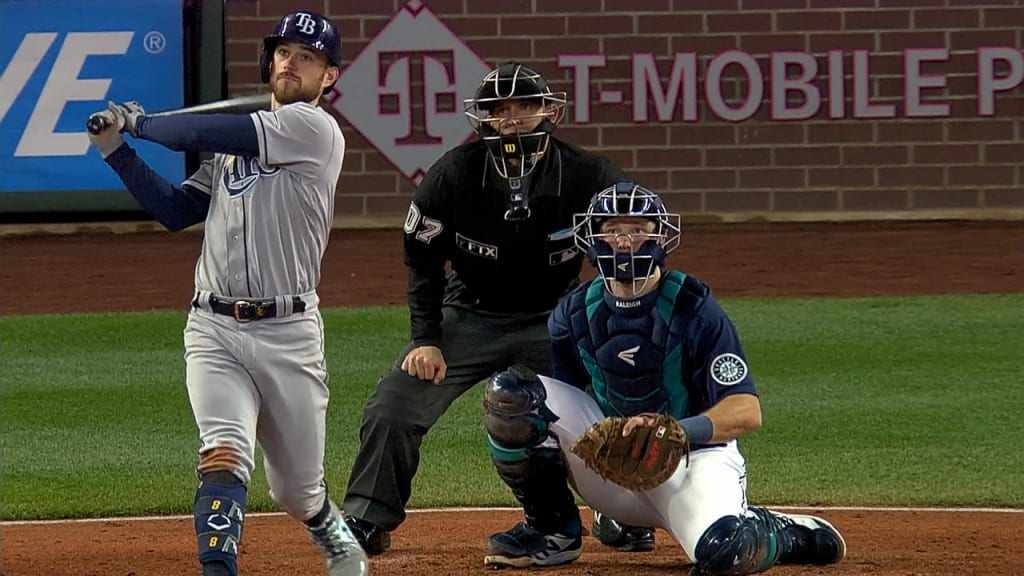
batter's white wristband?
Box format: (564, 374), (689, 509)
(677, 415), (713, 444)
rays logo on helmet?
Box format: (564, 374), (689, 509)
(710, 353), (748, 386)
(295, 13), (318, 35)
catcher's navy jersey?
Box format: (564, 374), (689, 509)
(549, 271), (758, 419)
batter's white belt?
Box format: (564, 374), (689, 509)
(191, 291), (319, 322)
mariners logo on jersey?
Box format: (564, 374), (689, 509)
(223, 156), (281, 196)
(710, 353), (748, 386)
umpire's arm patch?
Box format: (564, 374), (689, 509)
(405, 202), (444, 244)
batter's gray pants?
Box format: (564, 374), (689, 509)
(343, 304), (552, 530)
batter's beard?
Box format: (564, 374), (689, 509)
(271, 74), (324, 105)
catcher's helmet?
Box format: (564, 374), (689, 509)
(260, 11), (342, 87)
(463, 62), (566, 185)
(573, 182), (681, 295)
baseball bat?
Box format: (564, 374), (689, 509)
(86, 93), (272, 135)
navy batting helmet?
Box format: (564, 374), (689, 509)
(260, 11), (342, 87)
(573, 182), (682, 295)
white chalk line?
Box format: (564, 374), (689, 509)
(2, 505), (1020, 527)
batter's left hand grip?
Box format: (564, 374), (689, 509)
(86, 114), (111, 135)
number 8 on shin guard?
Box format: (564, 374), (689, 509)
(194, 483), (246, 575)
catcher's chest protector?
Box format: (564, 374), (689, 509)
(569, 272), (690, 418)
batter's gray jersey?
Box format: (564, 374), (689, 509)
(183, 102), (345, 298)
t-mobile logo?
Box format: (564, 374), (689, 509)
(378, 50), (455, 145)
(330, 0), (490, 184)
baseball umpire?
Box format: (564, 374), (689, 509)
(481, 182), (847, 572)
(341, 61), (653, 555)
(86, 11), (367, 576)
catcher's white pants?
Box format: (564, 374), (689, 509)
(539, 375), (749, 562)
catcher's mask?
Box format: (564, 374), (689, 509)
(260, 11), (342, 89)
(573, 182), (682, 296)
(464, 62), (566, 219)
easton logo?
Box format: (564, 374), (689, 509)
(617, 345), (640, 366)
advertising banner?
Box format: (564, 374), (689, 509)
(0, 0), (184, 193)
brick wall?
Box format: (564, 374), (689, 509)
(226, 0), (1024, 224)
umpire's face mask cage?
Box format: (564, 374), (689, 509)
(464, 63), (567, 189)
(573, 182), (682, 297)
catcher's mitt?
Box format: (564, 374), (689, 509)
(570, 414), (690, 492)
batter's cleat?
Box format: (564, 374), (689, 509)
(483, 522), (582, 569)
(591, 510), (656, 552)
(306, 502), (370, 576)
(344, 514), (392, 556)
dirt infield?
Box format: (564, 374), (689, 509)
(2, 221), (1022, 575)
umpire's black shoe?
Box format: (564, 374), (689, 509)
(591, 510), (656, 552)
(343, 514), (392, 556)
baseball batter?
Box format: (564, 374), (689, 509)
(86, 11), (367, 576)
(482, 182), (847, 574)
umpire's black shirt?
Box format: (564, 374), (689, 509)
(403, 138), (629, 347)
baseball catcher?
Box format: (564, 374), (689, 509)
(482, 182), (847, 574)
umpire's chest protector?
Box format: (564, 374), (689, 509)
(567, 272), (692, 419)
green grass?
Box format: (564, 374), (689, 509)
(1, 294), (1022, 520)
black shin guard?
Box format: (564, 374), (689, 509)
(490, 446), (581, 536)
(484, 366), (581, 536)
(194, 471), (247, 576)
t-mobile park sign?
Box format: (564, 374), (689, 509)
(559, 49), (1022, 123)
(331, 0), (1024, 184)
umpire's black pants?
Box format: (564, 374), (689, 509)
(343, 304), (552, 530)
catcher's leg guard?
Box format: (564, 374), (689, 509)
(194, 471), (247, 576)
(484, 366), (581, 536)
(691, 514), (779, 576)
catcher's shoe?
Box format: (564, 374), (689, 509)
(483, 522), (582, 569)
(760, 510), (846, 565)
(343, 514), (391, 556)
(591, 510), (656, 552)
(306, 502), (370, 576)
